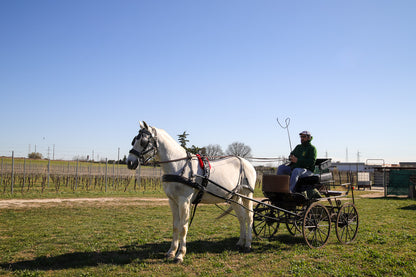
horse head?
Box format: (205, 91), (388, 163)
(127, 121), (158, 169)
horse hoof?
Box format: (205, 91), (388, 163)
(173, 258), (183, 264)
(165, 253), (175, 260)
(240, 247), (252, 253)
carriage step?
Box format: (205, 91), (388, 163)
(326, 190), (344, 196)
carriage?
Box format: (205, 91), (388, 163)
(253, 158), (359, 248)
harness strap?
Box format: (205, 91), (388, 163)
(180, 152), (193, 177)
(162, 174), (206, 228)
(162, 174), (202, 189)
(192, 155), (211, 205)
(163, 153), (211, 227)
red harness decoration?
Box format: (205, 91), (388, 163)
(196, 154), (211, 170)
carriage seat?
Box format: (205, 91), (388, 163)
(297, 172), (333, 186)
(262, 174), (322, 202)
(262, 175), (290, 194)
(262, 173), (332, 194)
(295, 172), (332, 193)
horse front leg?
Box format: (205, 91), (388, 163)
(173, 198), (191, 263)
(166, 199), (180, 260)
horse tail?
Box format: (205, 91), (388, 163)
(215, 206), (234, 220)
(239, 157), (257, 193)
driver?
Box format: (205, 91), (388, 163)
(277, 131), (317, 192)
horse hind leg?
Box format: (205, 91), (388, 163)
(232, 191), (254, 252)
(231, 196), (252, 252)
(242, 191), (253, 252)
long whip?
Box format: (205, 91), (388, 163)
(276, 117), (293, 153)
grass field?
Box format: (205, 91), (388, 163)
(1, 190), (415, 276)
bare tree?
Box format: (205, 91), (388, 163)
(204, 144), (224, 159)
(226, 142), (252, 158)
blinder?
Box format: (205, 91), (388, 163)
(140, 135), (149, 148)
(129, 128), (157, 164)
(131, 129), (152, 147)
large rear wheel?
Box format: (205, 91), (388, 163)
(302, 203), (331, 248)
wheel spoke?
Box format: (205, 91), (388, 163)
(336, 203), (359, 244)
(303, 203), (330, 248)
(253, 200), (279, 239)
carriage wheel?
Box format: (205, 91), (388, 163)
(285, 212), (302, 236)
(253, 199), (280, 239)
(336, 202), (359, 244)
(302, 203), (331, 248)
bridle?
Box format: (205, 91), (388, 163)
(129, 128), (159, 165)
(129, 127), (196, 167)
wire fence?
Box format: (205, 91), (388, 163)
(1, 153), (381, 196)
(0, 153), (163, 195)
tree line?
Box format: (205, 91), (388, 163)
(26, 131), (253, 163)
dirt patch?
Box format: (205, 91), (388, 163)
(356, 186), (385, 198)
(0, 187), (389, 209)
(359, 192), (384, 198)
(0, 197), (169, 209)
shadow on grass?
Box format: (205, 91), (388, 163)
(253, 234), (305, 251)
(0, 237), (259, 272)
(366, 196), (412, 201)
(365, 197), (416, 210)
(400, 204), (416, 211)
(0, 235), (305, 272)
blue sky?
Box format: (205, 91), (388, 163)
(1, 0), (415, 164)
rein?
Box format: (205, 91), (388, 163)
(156, 155), (237, 165)
(156, 156), (190, 164)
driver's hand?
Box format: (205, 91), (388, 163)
(290, 155), (298, 163)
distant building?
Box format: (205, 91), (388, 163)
(331, 162), (368, 172)
(399, 162), (416, 168)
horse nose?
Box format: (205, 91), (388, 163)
(127, 159), (138, 170)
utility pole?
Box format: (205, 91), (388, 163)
(346, 147), (349, 162)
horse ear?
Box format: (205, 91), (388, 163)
(142, 121), (149, 130)
(139, 121), (145, 129)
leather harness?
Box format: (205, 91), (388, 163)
(129, 127), (251, 226)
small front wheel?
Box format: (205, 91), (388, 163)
(285, 212), (302, 236)
(253, 199), (280, 239)
(302, 203), (331, 248)
(336, 202), (359, 244)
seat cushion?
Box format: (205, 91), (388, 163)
(297, 175), (320, 186)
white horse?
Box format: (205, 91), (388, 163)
(127, 121), (256, 263)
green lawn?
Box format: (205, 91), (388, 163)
(1, 193), (415, 276)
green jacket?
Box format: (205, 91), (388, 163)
(290, 140), (317, 172)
